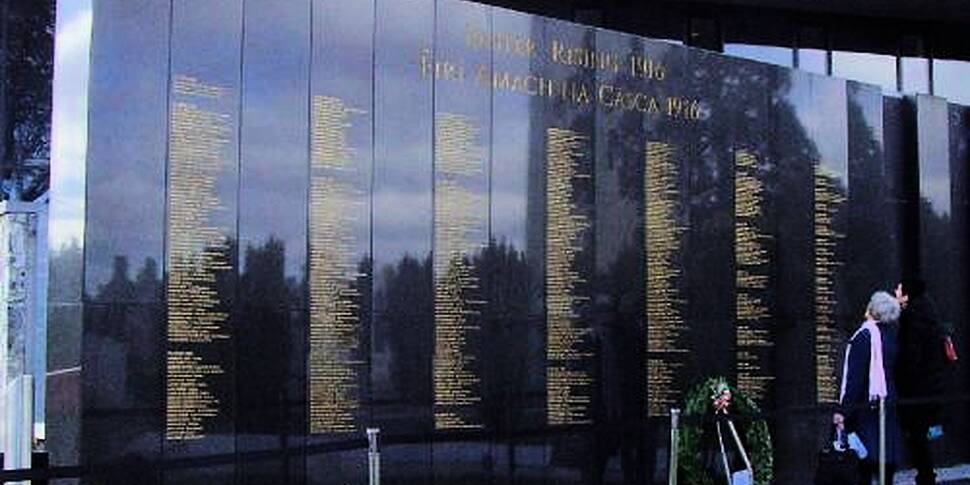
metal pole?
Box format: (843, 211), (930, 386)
(715, 422), (732, 485)
(367, 427), (380, 485)
(879, 397), (886, 485)
(669, 409), (680, 485)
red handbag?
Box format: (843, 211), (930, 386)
(944, 335), (959, 363)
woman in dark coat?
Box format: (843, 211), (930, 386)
(834, 291), (903, 485)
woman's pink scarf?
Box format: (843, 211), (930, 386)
(839, 319), (888, 403)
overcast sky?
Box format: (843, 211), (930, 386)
(50, 0), (91, 251)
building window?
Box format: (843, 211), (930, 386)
(933, 59), (970, 105)
(795, 26), (828, 75)
(796, 48), (828, 75)
(832, 51), (897, 93)
(900, 57), (930, 94)
(724, 44), (793, 68)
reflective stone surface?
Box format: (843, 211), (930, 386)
(51, 0), (970, 484)
(950, 104), (970, 454)
(372, 0), (435, 482)
(916, 95), (959, 463)
(883, 96), (921, 280)
(82, 303), (163, 484)
(846, 81), (901, 312)
(83, 0), (168, 305)
(914, 95), (965, 460)
(47, 0), (91, 473)
(162, 1), (242, 483)
(592, 26), (648, 485)
(916, 96), (954, 321)
(237, 1), (310, 482)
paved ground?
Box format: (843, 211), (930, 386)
(894, 464), (970, 484)
(891, 478), (969, 484)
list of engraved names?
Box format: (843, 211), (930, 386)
(309, 95), (367, 434)
(644, 141), (688, 417)
(814, 165), (846, 403)
(166, 74), (233, 441)
(734, 149), (773, 403)
(546, 127), (593, 425)
(434, 113), (487, 430)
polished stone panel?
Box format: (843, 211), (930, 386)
(488, 6), (546, 438)
(82, 303), (163, 484)
(527, 14), (598, 484)
(236, 2), (310, 482)
(430, 0), (494, 481)
(162, 1), (242, 483)
(484, 9), (553, 483)
(591, 26), (648, 485)
(713, 54), (776, 407)
(538, 18), (597, 430)
(916, 96), (954, 321)
(953, 104), (970, 216)
(846, 81), (900, 311)
(950, 104), (970, 453)
(882, 97), (916, 203)
(682, 48), (739, 390)
(916, 95), (958, 463)
(951, 105), (969, 331)
(305, 1), (375, 484)
(769, 69), (831, 484)
(56, 1), (169, 482)
(808, 75), (850, 406)
(814, 77), (851, 298)
(371, 0), (434, 482)
(46, 1), (91, 473)
(431, 0), (491, 435)
(883, 96), (921, 290)
(306, 0), (373, 434)
(641, 40), (690, 434)
(83, 0), (168, 305)
(45, 302), (82, 468)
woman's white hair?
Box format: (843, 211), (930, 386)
(867, 290), (901, 322)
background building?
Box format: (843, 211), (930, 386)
(486, 0), (970, 102)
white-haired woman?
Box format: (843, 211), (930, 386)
(834, 291), (903, 485)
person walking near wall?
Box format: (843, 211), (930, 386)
(835, 291), (903, 485)
(896, 278), (948, 485)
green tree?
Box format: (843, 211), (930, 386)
(0, 0), (54, 201)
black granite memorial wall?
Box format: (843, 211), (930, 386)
(72, 0), (170, 482)
(238, 0), (309, 482)
(47, 0), (970, 484)
(952, 103), (970, 457)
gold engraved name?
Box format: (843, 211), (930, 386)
(545, 127), (594, 426)
(814, 163), (847, 404)
(308, 95), (367, 435)
(644, 141), (688, 417)
(734, 149), (774, 403)
(165, 76), (233, 442)
(433, 113), (488, 431)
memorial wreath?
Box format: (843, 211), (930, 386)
(677, 377), (773, 485)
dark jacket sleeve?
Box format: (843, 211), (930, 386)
(898, 303), (946, 424)
(899, 305), (946, 399)
(841, 329), (871, 430)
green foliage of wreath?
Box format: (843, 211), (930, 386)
(677, 377), (774, 485)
